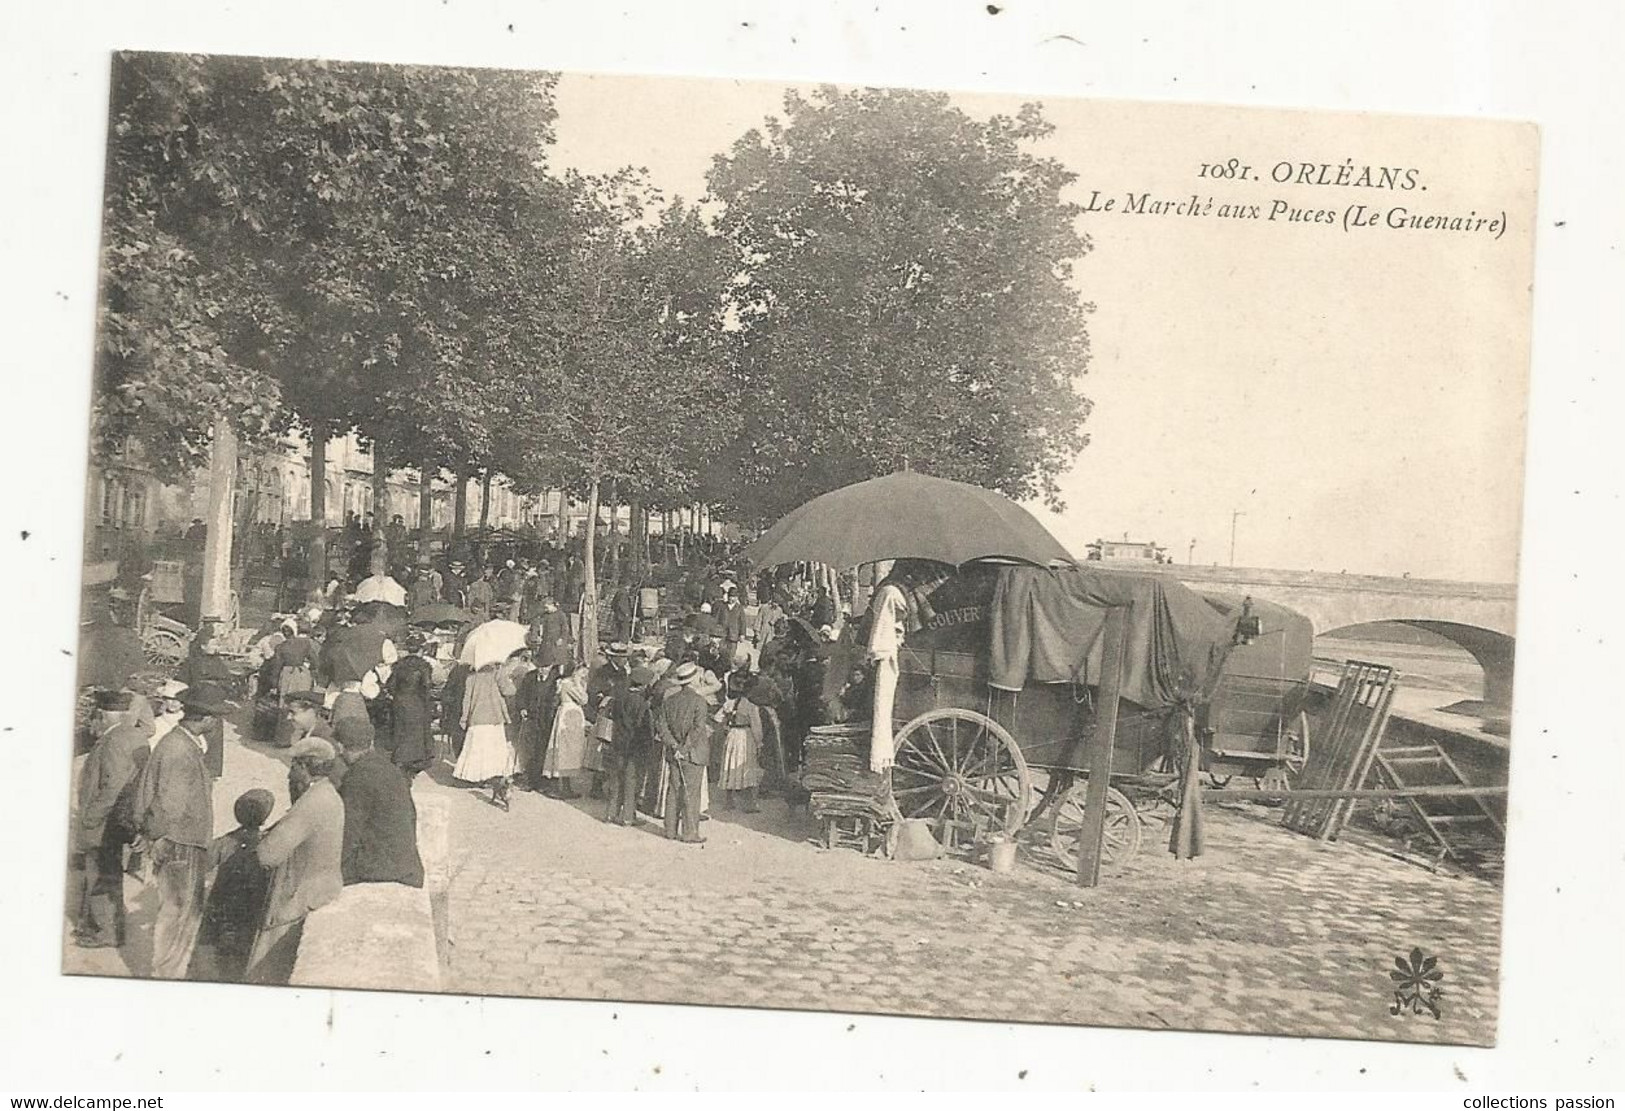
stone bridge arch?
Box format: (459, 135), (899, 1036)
(1158, 565), (1519, 711)
(1319, 618), (1515, 711)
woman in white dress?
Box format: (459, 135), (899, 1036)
(541, 666), (590, 798)
(714, 691), (765, 812)
(452, 662), (517, 811)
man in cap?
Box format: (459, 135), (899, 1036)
(408, 557), (439, 610)
(467, 565), (496, 622)
(251, 733), (345, 984)
(442, 559), (468, 609)
(654, 662), (711, 843)
(332, 716), (424, 888)
(134, 681), (227, 977)
(177, 634), (231, 778)
(519, 564), (545, 625)
(280, 688), (332, 750)
(495, 559), (521, 612)
(611, 582), (638, 642)
(72, 690), (150, 948)
(534, 597), (573, 672)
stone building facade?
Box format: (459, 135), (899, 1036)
(84, 430), (552, 568)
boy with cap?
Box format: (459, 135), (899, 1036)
(333, 716), (424, 888)
(190, 788), (275, 982)
(134, 681), (227, 977)
(73, 690), (150, 948)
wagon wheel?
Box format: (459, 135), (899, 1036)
(1048, 779), (1143, 870)
(142, 629), (188, 671)
(891, 709), (1033, 838)
(1284, 710), (1311, 776)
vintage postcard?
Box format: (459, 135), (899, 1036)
(65, 52), (1535, 1049)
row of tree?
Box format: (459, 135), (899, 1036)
(95, 53), (1097, 646)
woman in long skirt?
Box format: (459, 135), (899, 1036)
(714, 691), (765, 812)
(384, 634), (436, 781)
(452, 662), (516, 810)
(540, 666), (589, 798)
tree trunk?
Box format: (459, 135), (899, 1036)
(418, 455), (435, 556)
(555, 487), (568, 540)
(630, 497), (646, 580)
(605, 481), (620, 585)
(452, 465), (468, 542)
(371, 434), (389, 574)
(308, 418), (328, 590)
(200, 418), (238, 627)
(478, 471), (493, 536)
(581, 477), (601, 660)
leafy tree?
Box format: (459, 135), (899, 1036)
(95, 53), (283, 481)
(97, 52), (564, 574)
(705, 85), (1095, 523)
(497, 172), (736, 650)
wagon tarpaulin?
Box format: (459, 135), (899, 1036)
(988, 566), (1237, 707)
(988, 565), (1243, 863)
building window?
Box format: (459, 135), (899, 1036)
(102, 475), (124, 527)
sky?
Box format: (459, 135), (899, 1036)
(547, 72), (1537, 584)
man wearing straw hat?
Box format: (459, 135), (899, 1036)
(655, 662), (711, 844)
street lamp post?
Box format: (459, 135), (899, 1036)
(1230, 510), (1245, 567)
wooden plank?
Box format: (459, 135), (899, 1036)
(1075, 604), (1130, 888)
(1203, 784), (1507, 800)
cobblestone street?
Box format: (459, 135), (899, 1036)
(431, 769), (1501, 1046)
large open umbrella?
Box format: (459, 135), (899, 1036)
(458, 619), (530, 669)
(743, 471), (1075, 571)
(409, 602), (474, 627)
(324, 623), (391, 683)
(352, 600), (408, 636)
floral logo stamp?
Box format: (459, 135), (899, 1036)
(1389, 947), (1445, 1019)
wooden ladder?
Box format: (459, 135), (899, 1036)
(1369, 742), (1505, 867)
(1283, 660), (1397, 840)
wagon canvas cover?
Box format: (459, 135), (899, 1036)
(987, 566), (1238, 709)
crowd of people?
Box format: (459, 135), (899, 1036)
(71, 535), (883, 986)
(71, 676), (422, 985)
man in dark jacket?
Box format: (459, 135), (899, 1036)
(73, 690), (150, 948)
(534, 598), (573, 671)
(177, 636), (232, 778)
(135, 682), (225, 977)
(656, 662), (711, 844)
(717, 586), (747, 666)
(604, 666), (654, 825)
(333, 717), (424, 888)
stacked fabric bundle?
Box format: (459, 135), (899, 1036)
(802, 722), (892, 822)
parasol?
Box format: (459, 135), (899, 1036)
(409, 602), (474, 627)
(77, 621), (147, 689)
(352, 600), (409, 638)
(743, 471), (1074, 571)
(458, 619), (530, 669)
(352, 573), (408, 606)
(324, 624), (391, 683)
